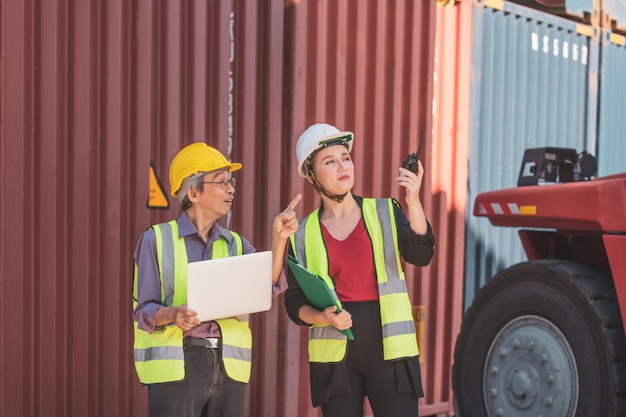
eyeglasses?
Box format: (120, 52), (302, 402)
(203, 177), (236, 190)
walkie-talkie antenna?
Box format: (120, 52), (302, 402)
(401, 129), (424, 174)
(416, 128), (423, 161)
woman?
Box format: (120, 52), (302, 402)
(285, 123), (435, 417)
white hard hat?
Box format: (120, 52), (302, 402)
(295, 123), (353, 177)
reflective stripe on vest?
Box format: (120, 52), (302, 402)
(133, 220), (252, 384)
(290, 198), (418, 363)
(361, 198), (419, 359)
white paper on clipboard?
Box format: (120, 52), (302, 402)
(187, 251), (272, 321)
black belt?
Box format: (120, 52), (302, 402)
(185, 337), (220, 349)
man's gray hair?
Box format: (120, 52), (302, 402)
(176, 172), (206, 204)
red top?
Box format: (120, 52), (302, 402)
(321, 217), (379, 302)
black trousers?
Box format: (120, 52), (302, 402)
(317, 301), (422, 417)
(147, 340), (247, 417)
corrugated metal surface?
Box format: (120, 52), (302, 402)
(1, 1), (142, 416)
(430, 1), (476, 415)
(0, 0), (287, 416)
(1, 1), (463, 417)
(463, 1), (598, 307)
(597, 29), (626, 176)
(226, 2), (289, 416)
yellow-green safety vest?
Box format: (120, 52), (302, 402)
(290, 198), (419, 363)
(133, 220), (252, 384)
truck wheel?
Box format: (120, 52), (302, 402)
(452, 260), (626, 417)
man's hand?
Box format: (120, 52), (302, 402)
(273, 194), (302, 239)
(174, 305), (201, 331)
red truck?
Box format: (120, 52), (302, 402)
(452, 148), (626, 417)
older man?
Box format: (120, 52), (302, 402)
(133, 142), (300, 417)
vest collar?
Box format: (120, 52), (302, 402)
(176, 211), (235, 245)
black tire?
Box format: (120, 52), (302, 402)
(452, 260), (626, 417)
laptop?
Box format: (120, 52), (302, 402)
(187, 250), (273, 321)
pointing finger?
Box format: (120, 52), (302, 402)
(284, 194), (302, 212)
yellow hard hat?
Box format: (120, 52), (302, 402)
(169, 142), (242, 197)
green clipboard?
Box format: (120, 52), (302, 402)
(286, 255), (354, 340)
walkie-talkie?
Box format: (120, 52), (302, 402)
(401, 129), (424, 174)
